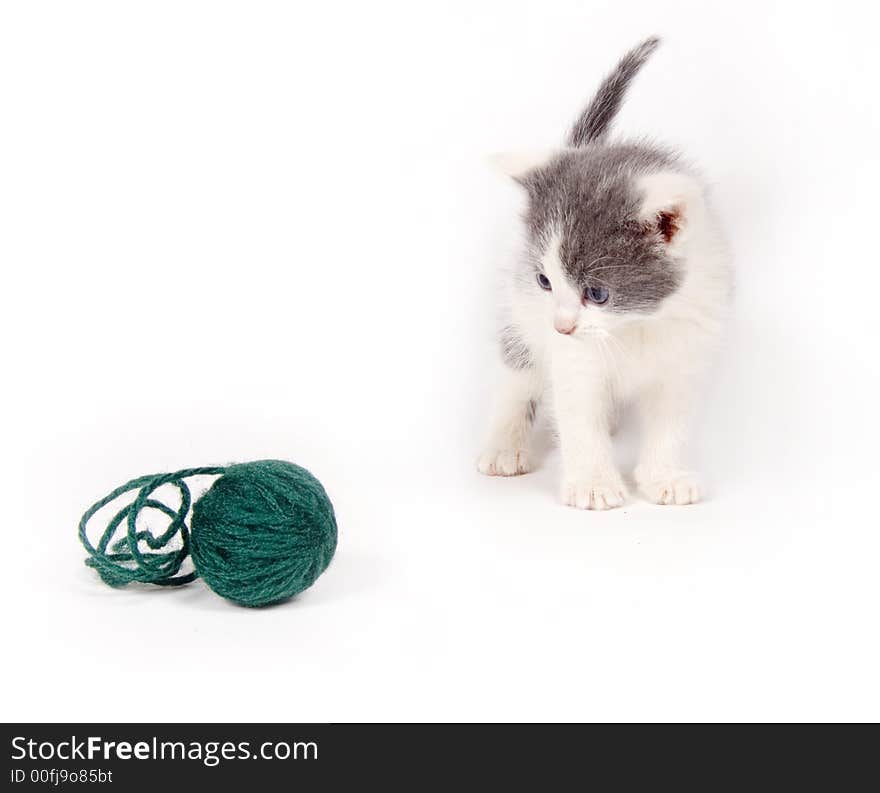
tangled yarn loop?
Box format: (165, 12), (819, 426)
(78, 467), (226, 588)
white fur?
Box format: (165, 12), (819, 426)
(476, 365), (542, 476)
(488, 149), (558, 179)
(541, 232), (582, 334)
(478, 171), (731, 509)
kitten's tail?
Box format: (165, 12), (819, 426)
(567, 36), (660, 147)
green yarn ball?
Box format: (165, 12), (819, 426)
(190, 460), (337, 607)
(78, 459), (337, 608)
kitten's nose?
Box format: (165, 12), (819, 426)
(554, 318), (577, 335)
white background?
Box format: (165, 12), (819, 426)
(2, 0), (878, 722)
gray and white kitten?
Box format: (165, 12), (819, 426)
(477, 37), (731, 509)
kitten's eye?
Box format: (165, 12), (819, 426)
(536, 273), (552, 291)
(585, 285), (610, 304)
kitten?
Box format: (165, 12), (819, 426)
(477, 37), (731, 509)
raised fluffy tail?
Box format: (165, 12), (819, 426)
(567, 36), (660, 147)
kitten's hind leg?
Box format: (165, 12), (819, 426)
(477, 364), (542, 477)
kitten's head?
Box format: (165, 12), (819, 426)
(496, 146), (703, 336)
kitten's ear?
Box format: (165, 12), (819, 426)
(488, 149), (557, 181)
(637, 171), (703, 246)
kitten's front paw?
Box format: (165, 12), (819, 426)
(561, 474), (627, 510)
(636, 469), (701, 505)
(477, 448), (531, 476)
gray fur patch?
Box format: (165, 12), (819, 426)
(500, 325), (533, 369)
(520, 143), (686, 313)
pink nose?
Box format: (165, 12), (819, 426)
(554, 319), (577, 335)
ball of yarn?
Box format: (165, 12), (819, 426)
(190, 460), (337, 607)
(78, 459), (337, 607)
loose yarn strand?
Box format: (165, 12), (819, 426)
(78, 466), (227, 588)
